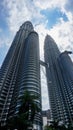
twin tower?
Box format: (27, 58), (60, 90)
(0, 21), (73, 129)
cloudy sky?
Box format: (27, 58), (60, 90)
(0, 0), (73, 110)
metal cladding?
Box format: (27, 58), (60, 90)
(0, 21), (42, 129)
(44, 35), (73, 126)
(59, 51), (73, 80)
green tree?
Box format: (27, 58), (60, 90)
(50, 120), (59, 130)
(67, 123), (73, 130)
(8, 90), (40, 130)
(44, 125), (53, 130)
(19, 90), (40, 121)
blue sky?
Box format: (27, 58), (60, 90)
(41, 8), (68, 28)
(0, 0), (73, 110)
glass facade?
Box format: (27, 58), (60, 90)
(44, 35), (73, 126)
(0, 21), (42, 129)
(58, 51), (73, 125)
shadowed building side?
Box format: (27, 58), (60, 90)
(44, 35), (73, 126)
(58, 51), (73, 125)
(0, 21), (42, 129)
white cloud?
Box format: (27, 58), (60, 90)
(49, 19), (73, 52)
(35, 23), (48, 60)
(33, 0), (67, 10)
(3, 0), (31, 32)
(2, 0), (73, 55)
(65, 0), (73, 13)
(2, 0), (43, 33)
(0, 35), (11, 48)
(35, 18), (73, 61)
(40, 66), (50, 110)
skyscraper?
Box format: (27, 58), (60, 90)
(0, 21), (42, 129)
(58, 51), (73, 81)
(58, 51), (73, 125)
(44, 35), (73, 126)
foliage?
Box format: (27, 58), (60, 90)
(44, 125), (53, 130)
(19, 90), (40, 123)
(44, 120), (70, 130)
(50, 120), (59, 128)
(7, 90), (40, 130)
